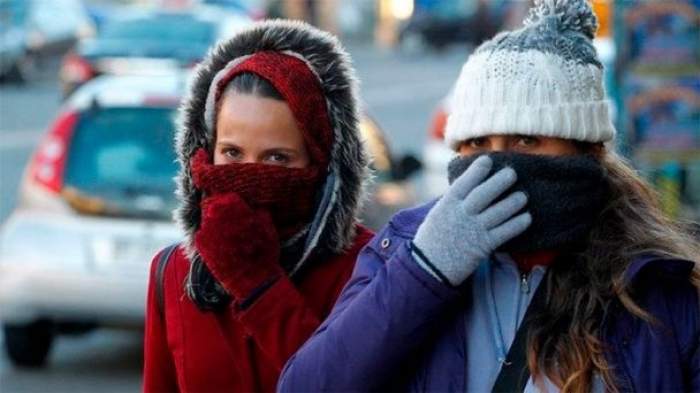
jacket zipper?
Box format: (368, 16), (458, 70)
(514, 272), (532, 336)
(520, 273), (530, 294)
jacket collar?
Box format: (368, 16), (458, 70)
(623, 254), (695, 285)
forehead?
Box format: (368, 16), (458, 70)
(216, 93), (303, 143)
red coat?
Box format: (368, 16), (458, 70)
(143, 226), (373, 392)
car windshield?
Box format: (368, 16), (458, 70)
(98, 15), (215, 58)
(64, 107), (178, 220)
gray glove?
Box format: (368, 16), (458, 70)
(413, 155), (531, 286)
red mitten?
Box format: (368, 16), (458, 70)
(194, 192), (283, 301)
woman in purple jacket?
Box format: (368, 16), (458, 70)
(278, 1), (700, 392)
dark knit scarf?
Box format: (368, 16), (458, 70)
(191, 148), (323, 240)
(448, 152), (609, 253)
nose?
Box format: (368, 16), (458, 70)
(489, 136), (509, 152)
(239, 152), (260, 164)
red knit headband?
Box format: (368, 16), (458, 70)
(211, 51), (334, 166)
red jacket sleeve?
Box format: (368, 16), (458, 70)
(235, 227), (374, 371)
(143, 250), (179, 393)
(235, 275), (325, 370)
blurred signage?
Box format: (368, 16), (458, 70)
(614, 0), (700, 221)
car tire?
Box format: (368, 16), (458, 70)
(398, 30), (428, 54)
(6, 53), (37, 84)
(3, 320), (54, 368)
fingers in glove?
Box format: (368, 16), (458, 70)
(477, 191), (528, 229)
(463, 167), (517, 214)
(447, 155), (493, 200)
(253, 208), (278, 237)
(488, 212), (532, 248)
(201, 192), (253, 220)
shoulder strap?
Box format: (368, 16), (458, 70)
(155, 243), (180, 319)
(492, 270), (550, 393)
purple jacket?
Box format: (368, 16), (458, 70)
(278, 202), (700, 392)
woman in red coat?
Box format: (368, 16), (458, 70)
(142, 20), (373, 392)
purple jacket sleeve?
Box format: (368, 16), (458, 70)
(691, 336), (700, 391)
(689, 288), (700, 391)
(278, 240), (462, 392)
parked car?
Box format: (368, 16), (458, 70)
(0, 70), (419, 367)
(398, 0), (508, 52)
(0, 74), (185, 368)
(59, 5), (251, 97)
(421, 91), (456, 200)
(360, 114), (422, 229)
(0, 0), (95, 83)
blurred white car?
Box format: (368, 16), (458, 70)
(420, 91), (456, 200)
(0, 74), (186, 367)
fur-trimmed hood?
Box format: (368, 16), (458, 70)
(174, 19), (370, 275)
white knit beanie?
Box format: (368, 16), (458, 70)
(445, 0), (616, 150)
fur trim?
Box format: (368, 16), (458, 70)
(174, 19), (370, 274)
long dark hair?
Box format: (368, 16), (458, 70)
(527, 149), (700, 392)
(186, 73), (284, 312)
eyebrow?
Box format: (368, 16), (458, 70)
(215, 142), (300, 155)
(262, 148), (299, 156)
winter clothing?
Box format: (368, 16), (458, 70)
(143, 20), (373, 393)
(413, 156), (531, 286)
(204, 51), (334, 167)
(175, 19), (369, 275)
(444, 0), (615, 148)
(144, 229), (373, 393)
(447, 152), (609, 252)
(278, 203), (700, 392)
(194, 192), (282, 303)
(191, 148), (321, 240)
(511, 250), (559, 273)
(279, 2), (696, 391)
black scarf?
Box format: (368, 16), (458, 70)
(447, 152), (610, 253)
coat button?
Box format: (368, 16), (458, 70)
(381, 238), (391, 249)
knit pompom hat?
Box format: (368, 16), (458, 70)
(445, 0), (616, 150)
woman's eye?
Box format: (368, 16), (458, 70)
(516, 136), (538, 147)
(223, 148), (242, 160)
(266, 153), (290, 164)
(468, 138), (487, 148)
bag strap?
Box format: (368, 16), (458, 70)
(155, 243), (180, 319)
(492, 269), (550, 393)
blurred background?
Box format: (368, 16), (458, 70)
(0, 0), (697, 391)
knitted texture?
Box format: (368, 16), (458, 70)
(447, 152), (610, 253)
(194, 192), (283, 301)
(413, 156), (532, 286)
(445, 0), (615, 149)
(175, 20), (371, 282)
(191, 148), (321, 239)
(204, 51), (333, 167)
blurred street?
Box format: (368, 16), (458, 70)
(0, 43), (467, 223)
(0, 43), (467, 392)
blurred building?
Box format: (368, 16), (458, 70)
(612, 0), (700, 222)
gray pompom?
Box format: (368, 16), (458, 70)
(524, 0), (598, 39)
